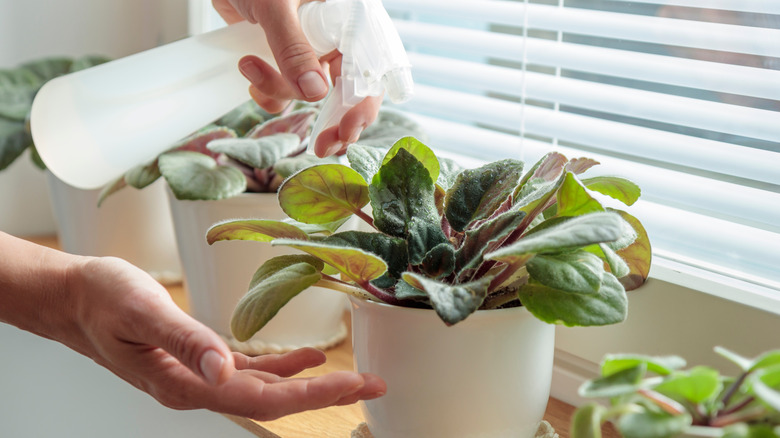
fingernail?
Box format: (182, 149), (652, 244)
(297, 71), (328, 99)
(239, 59), (262, 83)
(347, 126), (364, 144)
(199, 349), (225, 386)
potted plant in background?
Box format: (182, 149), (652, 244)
(207, 137), (652, 437)
(100, 102), (428, 355)
(572, 347), (780, 438)
(0, 55), (182, 284)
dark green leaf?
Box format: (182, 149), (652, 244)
(69, 55), (111, 72)
(579, 363), (648, 398)
(0, 68), (40, 120)
(403, 272), (492, 325)
(207, 133), (302, 169)
(445, 159), (524, 232)
(369, 148), (447, 264)
(455, 209), (527, 272)
(617, 410), (692, 438)
(527, 250), (607, 295)
(394, 278), (430, 303)
(278, 163), (369, 224)
(322, 231), (408, 283)
(159, 151), (247, 200)
(437, 156), (465, 190)
(419, 242), (456, 278)
(517, 272), (627, 326)
(0, 119), (32, 170)
(21, 57), (73, 82)
(231, 255), (323, 341)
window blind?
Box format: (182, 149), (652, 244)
(382, 0), (780, 301)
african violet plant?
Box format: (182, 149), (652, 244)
(206, 136), (651, 341)
(572, 347), (780, 438)
(0, 55), (110, 171)
(97, 101), (426, 204)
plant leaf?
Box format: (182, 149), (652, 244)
(215, 100), (269, 137)
(231, 255), (323, 341)
(369, 148), (447, 264)
(456, 210), (527, 273)
(278, 163), (369, 224)
(394, 278), (430, 303)
(616, 410), (692, 438)
(655, 367), (722, 404)
(0, 68), (40, 120)
(437, 156), (465, 190)
(403, 272), (492, 325)
(556, 172), (606, 217)
(527, 250), (607, 295)
(583, 176), (641, 206)
(420, 242), (456, 278)
(571, 403), (607, 438)
(206, 219), (310, 244)
(245, 108), (316, 141)
(172, 126), (237, 158)
(69, 55), (111, 72)
(124, 160), (162, 189)
(272, 238), (387, 288)
(21, 57), (73, 82)
(0, 118), (32, 171)
(207, 133), (303, 169)
(321, 231), (408, 285)
(383, 136), (440, 182)
(579, 363), (648, 398)
(517, 272), (627, 326)
(97, 176), (128, 207)
(357, 107), (429, 148)
(750, 365), (780, 411)
(613, 210), (652, 290)
(158, 151), (247, 200)
(445, 159), (524, 232)
(346, 142), (386, 183)
(601, 355), (687, 377)
(274, 153), (338, 179)
(518, 151), (568, 189)
(566, 157), (600, 175)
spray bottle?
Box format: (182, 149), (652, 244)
(30, 0), (413, 190)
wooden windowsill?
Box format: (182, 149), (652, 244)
(24, 234), (618, 438)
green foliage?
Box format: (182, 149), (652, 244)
(209, 136), (652, 339)
(0, 55), (110, 172)
(572, 347), (780, 438)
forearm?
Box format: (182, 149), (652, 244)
(0, 231), (84, 340)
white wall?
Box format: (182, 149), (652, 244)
(0, 0), (189, 236)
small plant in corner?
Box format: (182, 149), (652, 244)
(572, 347), (780, 438)
(206, 136), (652, 341)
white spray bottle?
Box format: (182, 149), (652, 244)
(30, 0), (413, 190)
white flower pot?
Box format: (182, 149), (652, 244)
(350, 296), (556, 438)
(167, 190), (348, 355)
(45, 171), (181, 284)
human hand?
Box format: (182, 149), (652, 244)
(212, 0), (382, 157)
(60, 256), (385, 421)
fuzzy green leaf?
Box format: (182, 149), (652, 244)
(455, 209), (527, 272)
(159, 151), (247, 200)
(583, 176), (641, 206)
(125, 160), (162, 189)
(346, 143), (385, 183)
(617, 410), (692, 438)
(571, 403), (607, 438)
(518, 152), (568, 189)
(215, 100), (269, 137)
(566, 157), (600, 175)
(0, 68), (40, 120)
(445, 159), (524, 232)
(403, 273), (492, 325)
(517, 272), (627, 326)
(369, 148), (447, 264)
(322, 231), (408, 286)
(69, 55), (111, 72)
(655, 367), (722, 404)
(172, 126), (237, 158)
(601, 355), (687, 377)
(245, 108), (316, 140)
(206, 219), (310, 244)
(207, 133), (302, 169)
(579, 363), (648, 398)
(486, 212), (627, 263)
(394, 279), (430, 303)
(357, 108), (429, 148)
(21, 57), (73, 82)
(595, 243), (631, 278)
(557, 172), (606, 217)
(437, 156), (465, 190)
(527, 250), (607, 295)
(613, 210), (652, 290)
(278, 164), (369, 224)
(0, 119), (32, 171)
(420, 242), (456, 278)
(272, 238), (387, 287)
(382, 136), (440, 182)
(231, 255), (323, 341)
(274, 153), (338, 179)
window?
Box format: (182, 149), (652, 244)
(190, 0), (780, 313)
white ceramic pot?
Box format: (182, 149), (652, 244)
(350, 296), (556, 438)
(167, 190), (348, 355)
(45, 171), (182, 284)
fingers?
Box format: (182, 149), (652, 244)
(313, 95), (384, 157)
(233, 348), (327, 377)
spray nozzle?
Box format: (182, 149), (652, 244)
(299, 0), (414, 155)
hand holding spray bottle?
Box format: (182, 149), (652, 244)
(31, 0), (413, 190)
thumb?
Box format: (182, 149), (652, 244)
(254, 1), (330, 100)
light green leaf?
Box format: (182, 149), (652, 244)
(655, 367), (722, 404)
(403, 272), (492, 325)
(346, 142), (386, 183)
(272, 238), (387, 288)
(207, 133), (302, 169)
(715, 347), (754, 372)
(527, 250), (606, 295)
(231, 255), (323, 341)
(274, 153), (338, 179)
(571, 403), (607, 438)
(596, 243), (631, 278)
(556, 172), (606, 217)
(579, 363), (648, 398)
(206, 219), (310, 244)
(215, 99), (269, 137)
(583, 176), (641, 206)
(321, 231), (408, 286)
(445, 159), (524, 232)
(278, 163), (369, 224)
(159, 151), (247, 200)
(750, 365), (780, 411)
(124, 160), (162, 189)
(601, 354), (687, 377)
(616, 410), (692, 438)
(382, 136), (440, 182)
(517, 272), (627, 326)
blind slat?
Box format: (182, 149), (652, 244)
(606, 0), (780, 15)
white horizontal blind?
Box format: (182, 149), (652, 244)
(383, 0), (780, 300)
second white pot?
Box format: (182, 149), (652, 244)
(167, 190), (348, 355)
